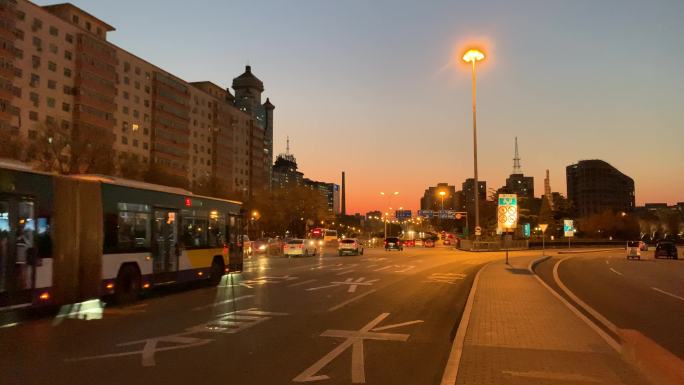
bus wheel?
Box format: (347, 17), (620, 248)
(114, 265), (141, 304)
(209, 258), (225, 286)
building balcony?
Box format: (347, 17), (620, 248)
(75, 74), (117, 97)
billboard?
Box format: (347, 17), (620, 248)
(564, 220), (574, 237)
(395, 210), (412, 220)
(497, 194), (518, 232)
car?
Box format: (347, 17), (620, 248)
(403, 239), (415, 247)
(384, 237), (403, 251)
(414, 239), (424, 247)
(323, 229), (338, 243)
(424, 239), (435, 248)
(443, 238), (451, 246)
(638, 241), (648, 251)
(654, 241), (678, 259)
(339, 238), (364, 256)
(240, 235), (253, 256)
(283, 239), (318, 257)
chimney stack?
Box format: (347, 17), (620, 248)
(341, 171), (346, 216)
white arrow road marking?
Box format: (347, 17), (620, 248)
(425, 273), (466, 284)
(218, 275), (299, 289)
(394, 265), (415, 273)
(374, 266), (392, 272)
(293, 313), (422, 383)
(67, 308), (287, 367)
(306, 277), (379, 293)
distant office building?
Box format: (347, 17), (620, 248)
(271, 138), (303, 189)
(566, 160), (635, 217)
(420, 183), (459, 211)
(366, 210), (382, 220)
(644, 203), (668, 211)
(462, 178), (486, 221)
(304, 178), (340, 215)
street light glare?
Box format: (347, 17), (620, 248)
(462, 49), (485, 63)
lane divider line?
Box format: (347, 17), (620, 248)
(531, 257), (622, 352)
(651, 287), (684, 302)
(327, 289), (377, 312)
(439, 261), (492, 385)
(609, 267), (623, 276)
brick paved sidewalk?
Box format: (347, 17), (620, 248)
(455, 255), (649, 385)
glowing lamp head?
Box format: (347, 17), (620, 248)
(462, 49), (485, 63)
(439, 191), (446, 197)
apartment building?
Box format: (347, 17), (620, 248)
(0, 0), (273, 197)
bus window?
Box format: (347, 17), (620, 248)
(181, 210), (208, 248)
(117, 208), (151, 251)
(208, 211), (225, 248)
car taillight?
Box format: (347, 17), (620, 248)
(384, 240), (388, 245)
(298, 244), (303, 248)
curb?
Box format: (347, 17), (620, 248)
(439, 261), (492, 385)
(557, 248), (622, 254)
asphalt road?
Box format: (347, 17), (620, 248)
(536, 250), (684, 359)
(0, 246), (501, 385)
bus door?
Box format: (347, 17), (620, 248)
(0, 196), (36, 308)
(227, 214), (243, 272)
(152, 208), (179, 283)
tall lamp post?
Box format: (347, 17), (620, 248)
(380, 191), (399, 238)
(462, 48), (485, 238)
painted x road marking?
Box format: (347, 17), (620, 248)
(293, 313), (423, 383)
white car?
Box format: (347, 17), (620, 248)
(339, 238), (364, 256)
(284, 239), (318, 257)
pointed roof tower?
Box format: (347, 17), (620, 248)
(512, 137), (522, 174)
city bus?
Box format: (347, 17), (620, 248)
(0, 161), (244, 310)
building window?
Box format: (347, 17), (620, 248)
(65, 34), (73, 43)
(123, 106), (129, 114)
(49, 44), (57, 54)
(135, 67), (141, 75)
(47, 80), (56, 89)
(131, 123), (139, 131)
(123, 91), (129, 99)
(29, 92), (39, 107)
(32, 36), (41, 49)
(64, 51), (72, 60)
(86, 21), (91, 31)
(16, 11), (25, 21)
(29, 111), (38, 121)
(32, 19), (42, 31)
(72, 15), (79, 24)
(133, 139), (138, 147)
(63, 85), (72, 95)
(122, 121), (129, 131)
(121, 136), (127, 145)
(62, 103), (70, 112)
(47, 97), (55, 108)
(14, 29), (24, 40)
(48, 61), (57, 72)
(64, 68), (71, 77)
(143, 127), (149, 135)
(144, 100), (149, 107)
(31, 55), (40, 69)
(123, 76), (129, 85)
(133, 110), (139, 118)
(134, 81), (140, 90)
(143, 142), (148, 150)
(49, 26), (58, 36)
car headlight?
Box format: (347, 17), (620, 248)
(258, 245), (266, 251)
(318, 240), (323, 245)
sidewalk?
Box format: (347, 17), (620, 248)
(453, 255), (648, 385)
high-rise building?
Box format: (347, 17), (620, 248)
(271, 137), (303, 189)
(1, 1), (272, 197)
(566, 160), (635, 217)
(420, 183), (459, 211)
(304, 178), (340, 215)
(462, 178), (486, 223)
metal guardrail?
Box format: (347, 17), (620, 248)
(459, 239), (529, 251)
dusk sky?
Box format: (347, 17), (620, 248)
(39, 0), (684, 214)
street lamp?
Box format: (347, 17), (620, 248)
(380, 191), (399, 238)
(438, 191), (446, 211)
(462, 48), (485, 238)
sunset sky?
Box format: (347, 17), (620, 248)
(40, 0), (684, 214)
